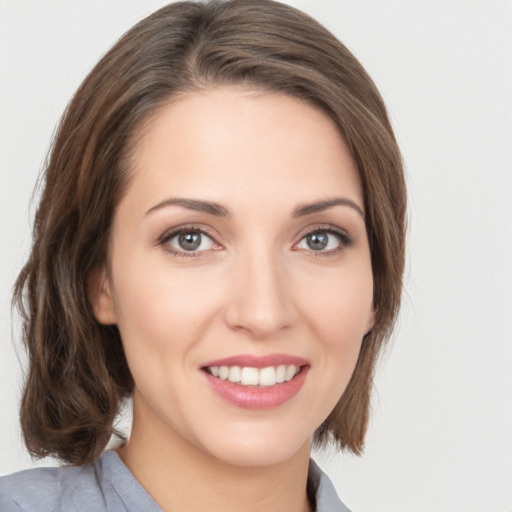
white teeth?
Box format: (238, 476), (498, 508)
(285, 365), (297, 382)
(259, 366), (276, 387)
(208, 364), (301, 387)
(276, 365), (286, 383)
(219, 366), (229, 380)
(228, 366), (241, 383)
(240, 367), (259, 386)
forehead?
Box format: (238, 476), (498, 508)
(123, 87), (363, 216)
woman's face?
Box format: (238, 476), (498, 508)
(93, 88), (374, 467)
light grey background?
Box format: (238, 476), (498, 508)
(1, 1), (511, 511)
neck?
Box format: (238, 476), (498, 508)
(118, 395), (313, 512)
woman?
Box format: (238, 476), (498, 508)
(0, 1), (406, 511)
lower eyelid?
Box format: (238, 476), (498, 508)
(157, 226), (220, 255)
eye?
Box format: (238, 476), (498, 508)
(295, 227), (352, 254)
(159, 228), (218, 256)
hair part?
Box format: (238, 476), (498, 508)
(14, 0), (406, 465)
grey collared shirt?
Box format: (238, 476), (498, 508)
(0, 451), (351, 511)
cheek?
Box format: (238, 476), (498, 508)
(303, 263), (373, 388)
(306, 264), (373, 339)
(110, 259), (225, 368)
(110, 268), (205, 413)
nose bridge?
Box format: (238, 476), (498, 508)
(224, 239), (296, 338)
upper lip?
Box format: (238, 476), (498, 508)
(201, 353), (309, 369)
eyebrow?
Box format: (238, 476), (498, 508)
(292, 198), (364, 218)
(145, 196), (364, 219)
(145, 198), (231, 217)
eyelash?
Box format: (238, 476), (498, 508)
(157, 224), (219, 258)
(294, 225), (353, 257)
(157, 224), (353, 259)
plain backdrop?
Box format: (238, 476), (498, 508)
(1, 1), (511, 511)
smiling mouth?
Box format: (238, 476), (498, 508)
(203, 364), (303, 387)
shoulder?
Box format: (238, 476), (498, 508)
(309, 459), (353, 512)
(0, 451), (159, 512)
(0, 462), (104, 512)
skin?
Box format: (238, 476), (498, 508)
(90, 88), (374, 512)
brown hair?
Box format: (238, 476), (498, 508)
(14, 0), (406, 465)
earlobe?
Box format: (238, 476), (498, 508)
(87, 267), (117, 325)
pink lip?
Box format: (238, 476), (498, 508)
(202, 353), (309, 369)
(201, 353), (310, 410)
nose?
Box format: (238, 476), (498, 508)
(223, 247), (298, 339)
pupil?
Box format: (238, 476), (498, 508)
(307, 233), (328, 250)
(178, 232), (201, 251)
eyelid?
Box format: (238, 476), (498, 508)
(157, 224), (222, 257)
(292, 224), (354, 254)
(156, 222), (353, 258)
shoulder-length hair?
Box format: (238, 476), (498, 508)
(14, 0), (406, 465)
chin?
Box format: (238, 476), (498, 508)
(195, 422), (312, 468)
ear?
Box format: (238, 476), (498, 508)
(87, 266), (117, 325)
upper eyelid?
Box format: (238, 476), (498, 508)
(300, 224), (349, 235)
(157, 226), (221, 258)
(294, 223), (352, 241)
(293, 224), (354, 253)
(158, 224), (219, 244)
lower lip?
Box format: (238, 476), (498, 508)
(203, 367), (309, 410)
